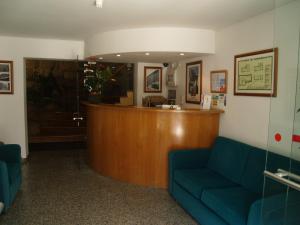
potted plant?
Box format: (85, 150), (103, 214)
(84, 66), (112, 103)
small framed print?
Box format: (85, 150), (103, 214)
(186, 61), (202, 104)
(144, 67), (162, 93)
(210, 70), (227, 93)
(0, 61), (13, 94)
(234, 48), (278, 97)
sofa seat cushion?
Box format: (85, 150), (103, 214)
(201, 186), (260, 225)
(6, 162), (21, 184)
(174, 168), (237, 199)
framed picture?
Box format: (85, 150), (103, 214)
(186, 61), (202, 104)
(210, 70), (227, 93)
(0, 61), (13, 94)
(144, 66), (162, 93)
(234, 48), (278, 97)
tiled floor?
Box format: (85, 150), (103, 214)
(0, 150), (197, 225)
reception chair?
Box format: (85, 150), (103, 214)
(0, 144), (22, 212)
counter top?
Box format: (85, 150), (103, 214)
(82, 102), (224, 115)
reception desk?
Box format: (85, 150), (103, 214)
(84, 103), (223, 188)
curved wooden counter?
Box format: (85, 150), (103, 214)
(84, 103), (222, 188)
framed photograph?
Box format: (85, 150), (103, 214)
(0, 61), (13, 94)
(234, 48), (278, 97)
(144, 66), (162, 93)
(186, 61), (202, 104)
(210, 70), (227, 93)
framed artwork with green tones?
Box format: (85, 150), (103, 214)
(234, 48), (278, 97)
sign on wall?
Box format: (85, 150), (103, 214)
(210, 70), (227, 93)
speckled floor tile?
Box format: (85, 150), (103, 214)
(0, 150), (197, 225)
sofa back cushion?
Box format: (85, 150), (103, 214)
(207, 136), (250, 184)
(240, 147), (266, 194)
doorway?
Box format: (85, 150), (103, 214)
(25, 59), (87, 151)
(25, 59), (135, 152)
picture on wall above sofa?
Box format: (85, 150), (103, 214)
(0, 60), (13, 94)
(186, 61), (202, 104)
(234, 48), (278, 97)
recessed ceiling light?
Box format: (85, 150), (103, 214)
(98, 57), (103, 60)
(95, 0), (103, 8)
(179, 53), (185, 56)
(145, 52), (150, 56)
(116, 54), (121, 57)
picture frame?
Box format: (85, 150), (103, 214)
(0, 60), (14, 94)
(234, 48), (278, 97)
(210, 70), (227, 93)
(144, 66), (162, 93)
(186, 61), (202, 104)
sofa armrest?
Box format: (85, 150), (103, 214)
(168, 148), (211, 194)
(0, 161), (10, 210)
(0, 144), (21, 164)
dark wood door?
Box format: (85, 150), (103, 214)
(26, 59), (87, 145)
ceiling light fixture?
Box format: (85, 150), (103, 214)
(116, 54), (121, 57)
(179, 53), (185, 56)
(95, 0), (103, 8)
(145, 52), (150, 56)
(98, 57), (103, 60)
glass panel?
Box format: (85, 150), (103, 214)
(262, 1), (300, 224)
(285, 12), (300, 225)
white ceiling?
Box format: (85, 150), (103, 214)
(93, 52), (208, 63)
(0, 0), (280, 40)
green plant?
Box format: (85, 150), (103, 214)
(84, 67), (112, 95)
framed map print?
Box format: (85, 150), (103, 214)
(234, 48), (278, 97)
(186, 61), (202, 104)
(144, 66), (162, 93)
(0, 61), (13, 94)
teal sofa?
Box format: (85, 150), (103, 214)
(169, 136), (300, 225)
(0, 144), (22, 212)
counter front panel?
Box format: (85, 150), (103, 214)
(85, 103), (222, 188)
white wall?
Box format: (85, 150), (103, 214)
(0, 36), (84, 158)
(177, 11), (274, 149)
(85, 27), (215, 57)
(134, 62), (168, 106)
